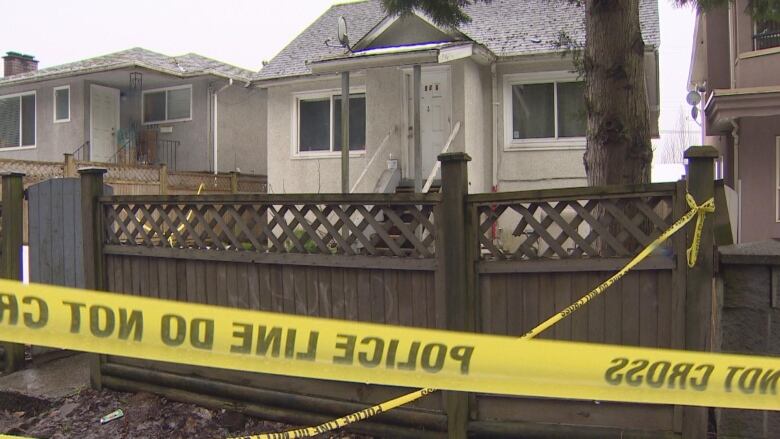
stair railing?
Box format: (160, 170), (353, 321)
(422, 121), (460, 193)
(72, 141), (90, 161)
(350, 128), (394, 193)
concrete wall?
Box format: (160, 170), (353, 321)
(495, 56), (588, 191)
(717, 248), (780, 438)
(0, 77), (86, 161)
(737, 116), (780, 242)
(217, 85), (267, 175)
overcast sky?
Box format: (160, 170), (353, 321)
(1, 0), (699, 161)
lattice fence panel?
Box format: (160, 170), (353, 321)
(475, 194), (674, 260)
(167, 173), (232, 192)
(102, 200), (437, 258)
(0, 159), (63, 182)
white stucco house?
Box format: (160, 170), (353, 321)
(253, 0), (661, 194)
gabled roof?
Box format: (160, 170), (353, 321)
(0, 47), (256, 86)
(255, 0), (660, 82)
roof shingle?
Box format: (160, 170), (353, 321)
(0, 47), (256, 86)
(256, 0), (660, 81)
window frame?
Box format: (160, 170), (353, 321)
(0, 90), (36, 150)
(141, 84), (193, 125)
(53, 85), (70, 123)
(291, 86), (367, 159)
(503, 71), (586, 151)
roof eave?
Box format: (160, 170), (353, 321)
(0, 61), (250, 88)
(309, 50), (440, 75)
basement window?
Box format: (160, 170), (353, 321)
(295, 90), (366, 154)
(143, 85), (192, 124)
(504, 72), (586, 149)
(0, 91), (36, 149)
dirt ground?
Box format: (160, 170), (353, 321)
(0, 352), (370, 439)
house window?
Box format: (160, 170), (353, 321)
(54, 86), (70, 123)
(754, 19), (780, 51)
(0, 91), (35, 149)
(143, 85), (192, 124)
(297, 91), (366, 153)
(505, 73), (586, 148)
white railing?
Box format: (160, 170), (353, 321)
(350, 129), (394, 193)
(422, 121), (461, 193)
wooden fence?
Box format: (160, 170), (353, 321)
(0, 172), (25, 373)
(76, 149), (719, 438)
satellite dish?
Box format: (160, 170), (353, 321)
(337, 16), (349, 47)
(686, 90), (702, 106)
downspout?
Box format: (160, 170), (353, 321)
(731, 119), (741, 242)
(728, 2), (736, 88)
(491, 62), (499, 189)
(213, 79), (234, 174)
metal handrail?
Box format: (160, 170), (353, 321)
(422, 121), (461, 193)
(72, 141), (90, 161)
(753, 20), (780, 50)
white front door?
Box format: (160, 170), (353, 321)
(406, 68), (452, 180)
(90, 84), (120, 162)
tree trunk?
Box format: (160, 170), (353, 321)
(583, 0), (652, 186)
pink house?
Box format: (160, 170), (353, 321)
(689, 1), (780, 242)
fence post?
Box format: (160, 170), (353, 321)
(63, 153), (77, 177)
(159, 164), (168, 195)
(230, 171), (239, 194)
(438, 152), (474, 439)
(79, 167), (107, 389)
(682, 145), (718, 439)
(1, 172), (26, 373)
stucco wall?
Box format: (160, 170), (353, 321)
(461, 59), (491, 193)
(265, 74), (404, 193)
(495, 56), (588, 191)
(217, 85), (267, 175)
(0, 77), (86, 161)
(737, 116), (780, 242)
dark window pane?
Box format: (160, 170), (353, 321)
(333, 94), (366, 151)
(167, 88), (191, 120)
(21, 94), (35, 146)
(144, 91), (166, 123)
(557, 81), (586, 137)
(0, 96), (20, 148)
(512, 83), (554, 139)
(299, 98), (330, 152)
(55, 88), (69, 121)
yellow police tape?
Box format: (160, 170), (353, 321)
(4, 194), (776, 439)
(240, 194), (719, 439)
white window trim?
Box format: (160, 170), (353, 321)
(290, 86), (367, 159)
(0, 90), (36, 151)
(503, 71), (586, 151)
(776, 137), (780, 222)
(142, 84), (193, 125)
(53, 85), (70, 123)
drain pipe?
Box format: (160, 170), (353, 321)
(731, 119), (741, 242)
(491, 62), (499, 189)
(213, 79), (233, 174)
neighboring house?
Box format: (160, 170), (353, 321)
(0, 48), (266, 174)
(689, 1), (780, 242)
(253, 0), (660, 194)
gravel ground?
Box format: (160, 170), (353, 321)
(0, 387), (370, 439)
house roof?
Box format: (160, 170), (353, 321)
(0, 47), (256, 86)
(255, 0), (661, 82)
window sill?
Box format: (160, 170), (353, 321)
(54, 119), (70, 124)
(143, 118), (192, 125)
(739, 46), (780, 60)
(292, 151), (366, 160)
(0, 145), (37, 152)
(504, 139), (586, 152)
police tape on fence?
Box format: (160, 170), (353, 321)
(0, 278), (778, 412)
